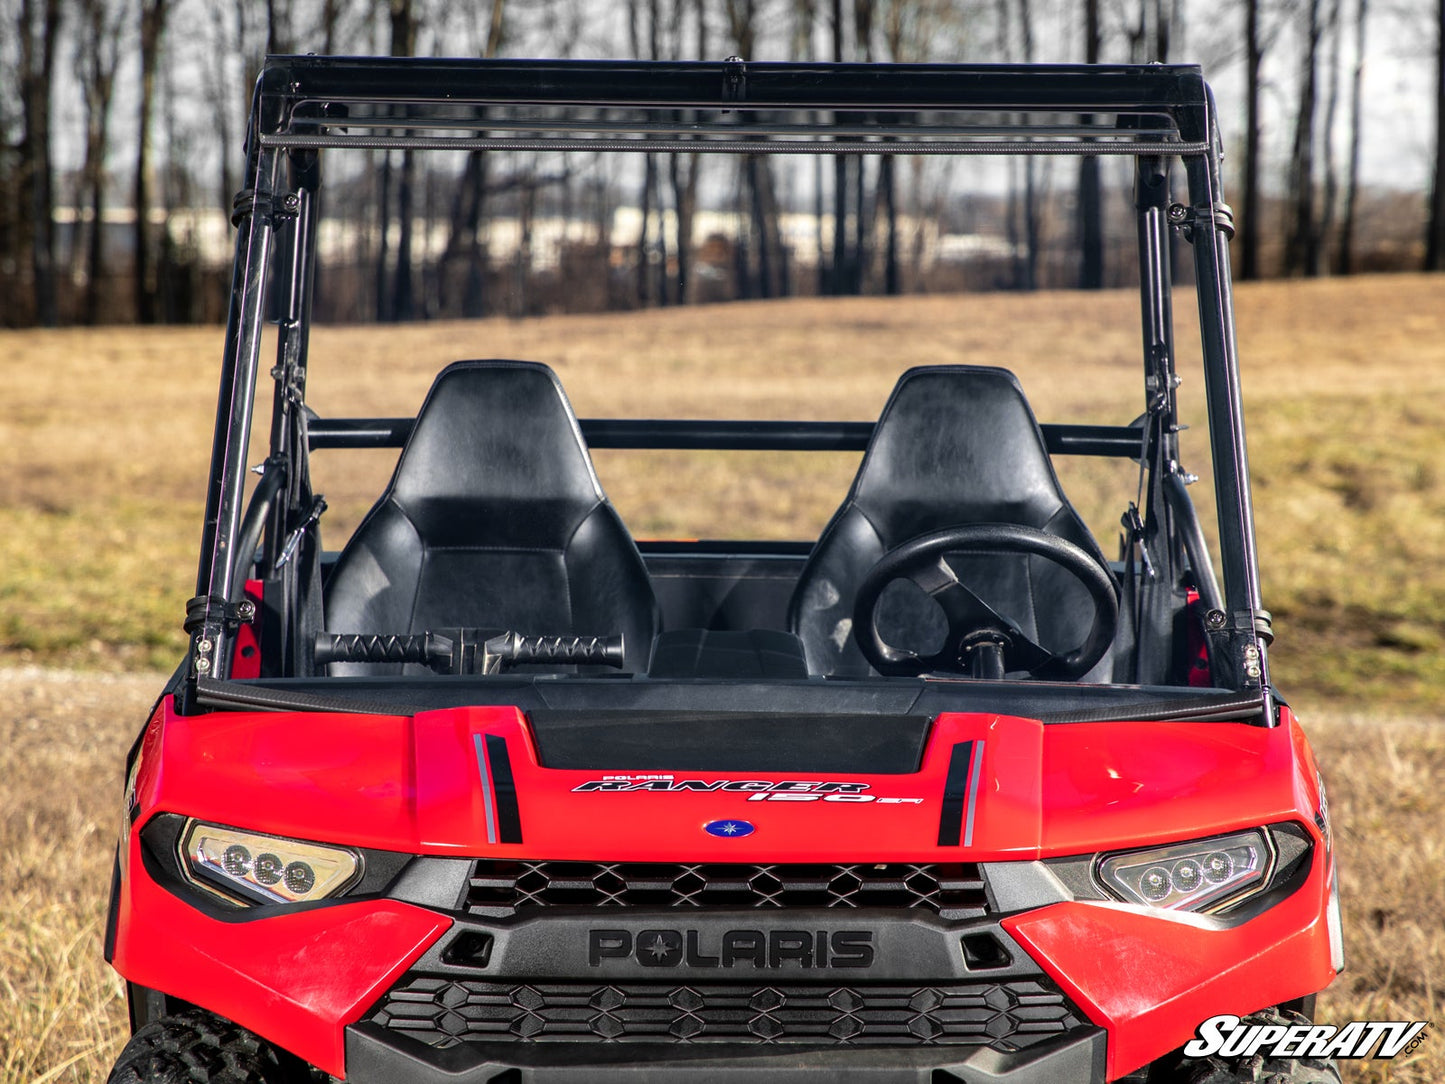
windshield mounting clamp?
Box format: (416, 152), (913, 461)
(1168, 201), (1235, 243)
(230, 188), (300, 229)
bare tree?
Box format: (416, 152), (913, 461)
(234, 0), (267, 85)
(17, 0), (63, 325)
(211, 0), (267, 232)
(0, 15), (17, 320)
(1427, 0), (1445, 270)
(157, 30), (197, 320)
(628, 0), (658, 304)
(374, 155), (392, 319)
(1285, 0), (1323, 276)
(1318, 0), (1342, 270)
(74, 0), (127, 323)
(389, 0), (418, 320)
(876, 0), (952, 293)
(830, 0), (850, 294)
(266, 0), (295, 53)
(727, 0), (788, 299)
(848, 0), (875, 293)
(1240, 0), (1265, 279)
(202, 12), (237, 224)
(997, 0), (1039, 290)
(322, 0), (344, 52)
(1019, 0), (1039, 290)
(1077, 0), (1103, 289)
(879, 1), (905, 294)
(1338, 0), (1369, 273)
(133, 0), (169, 323)
(668, 0), (707, 304)
(435, 0), (506, 317)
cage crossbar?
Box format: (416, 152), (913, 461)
(259, 133), (1206, 156)
(255, 56), (1212, 152)
(307, 417), (1144, 456)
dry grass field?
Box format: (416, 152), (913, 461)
(2, 275), (1443, 1080)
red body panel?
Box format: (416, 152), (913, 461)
(113, 697), (1334, 1081)
(1005, 846), (1334, 1078)
(113, 838), (449, 1077)
(229, 581), (265, 679)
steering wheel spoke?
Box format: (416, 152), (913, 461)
(920, 566), (1001, 631)
(853, 524), (1118, 679)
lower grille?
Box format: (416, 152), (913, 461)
(466, 861), (989, 919)
(369, 977), (1082, 1050)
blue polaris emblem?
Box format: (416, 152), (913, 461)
(704, 819), (755, 838)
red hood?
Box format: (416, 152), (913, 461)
(137, 698), (1314, 861)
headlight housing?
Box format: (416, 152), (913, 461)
(1095, 828), (1274, 913)
(181, 820), (361, 906)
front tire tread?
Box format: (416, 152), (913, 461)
(107, 1009), (304, 1084)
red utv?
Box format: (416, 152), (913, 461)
(106, 58), (1342, 1084)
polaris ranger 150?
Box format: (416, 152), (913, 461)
(107, 57), (1342, 1084)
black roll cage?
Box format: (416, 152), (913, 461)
(186, 56), (1269, 711)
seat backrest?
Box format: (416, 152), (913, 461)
(787, 365), (1109, 677)
(324, 360), (658, 673)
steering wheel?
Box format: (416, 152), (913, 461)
(853, 523), (1118, 679)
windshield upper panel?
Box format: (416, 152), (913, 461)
(292, 148), (1213, 551)
(230, 131), (1231, 695)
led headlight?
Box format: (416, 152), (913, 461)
(1096, 828), (1274, 913)
(182, 821), (360, 906)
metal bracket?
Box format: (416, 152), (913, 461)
(274, 494), (328, 569)
(230, 189), (301, 229)
(1199, 608), (1270, 689)
(270, 348), (306, 407)
(183, 595), (258, 678)
(1169, 460), (1200, 486)
(1167, 201), (1235, 243)
(184, 595), (258, 636)
(723, 56), (747, 106)
(1120, 503), (1155, 578)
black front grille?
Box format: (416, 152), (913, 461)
(370, 977), (1082, 1050)
(466, 862), (989, 919)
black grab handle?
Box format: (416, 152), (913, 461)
(313, 632), (437, 667)
(314, 629), (625, 673)
(487, 632), (625, 669)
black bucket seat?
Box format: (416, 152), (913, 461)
(787, 365), (1116, 679)
(323, 360), (658, 673)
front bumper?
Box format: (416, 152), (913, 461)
(113, 838), (1335, 1083)
(345, 1022), (1107, 1083)
(112, 708), (1337, 1082)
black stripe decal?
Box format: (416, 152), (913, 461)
(485, 734), (524, 844)
(937, 741), (974, 846)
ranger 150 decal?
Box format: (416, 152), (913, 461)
(572, 777), (923, 804)
(588, 928), (875, 969)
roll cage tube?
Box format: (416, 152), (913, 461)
(1120, 147), (1183, 688)
(1180, 87), (1272, 699)
(187, 67), (330, 696)
(183, 58), (1271, 705)
(260, 147), (324, 678)
(184, 84), (281, 697)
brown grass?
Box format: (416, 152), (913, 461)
(2, 277), (1444, 1079)
(6, 275), (1445, 707)
(0, 670), (153, 1082)
(1311, 713), (1445, 1083)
